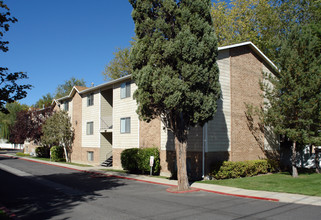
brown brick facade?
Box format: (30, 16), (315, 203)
(230, 45), (265, 161)
(70, 92), (83, 163)
(139, 118), (161, 148)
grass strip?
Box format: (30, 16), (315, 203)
(199, 172), (321, 196)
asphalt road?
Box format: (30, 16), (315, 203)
(0, 154), (320, 220)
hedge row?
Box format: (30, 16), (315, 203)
(121, 148), (160, 174)
(211, 159), (279, 180)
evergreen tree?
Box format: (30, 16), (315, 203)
(129, 0), (220, 190)
(262, 24), (321, 177)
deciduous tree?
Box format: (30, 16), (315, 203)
(102, 47), (132, 80)
(33, 93), (54, 109)
(0, 1), (31, 113)
(9, 107), (53, 144)
(129, 0), (220, 190)
(54, 77), (86, 99)
(41, 111), (74, 162)
(0, 102), (28, 140)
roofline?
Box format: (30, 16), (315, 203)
(79, 75), (131, 95)
(54, 75), (132, 101)
(53, 42), (278, 101)
(218, 41), (278, 71)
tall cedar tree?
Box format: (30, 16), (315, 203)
(262, 24), (321, 177)
(129, 0), (220, 190)
(0, 1), (31, 113)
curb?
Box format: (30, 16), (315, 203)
(1, 154), (279, 202)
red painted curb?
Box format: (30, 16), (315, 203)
(0, 154), (279, 202)
(199, 189), (279, 202)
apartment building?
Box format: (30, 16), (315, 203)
(54, 42), (279, 178)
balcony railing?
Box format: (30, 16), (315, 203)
(100, 116), (112, 132)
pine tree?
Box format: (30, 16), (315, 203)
(263, 24), (321, 177)
(129, 0), (220, 190)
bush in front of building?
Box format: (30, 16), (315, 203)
(121, 147), (160, 175)
(50, 146), (65, 162)
(121, 148), (140, 172)
(211, 159), (279, 180)
(35, 146), (50, 158)
(137, 148), (160, 175)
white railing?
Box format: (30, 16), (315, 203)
(101, 116), (112, 130)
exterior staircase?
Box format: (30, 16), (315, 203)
(101, 155), (113, 167)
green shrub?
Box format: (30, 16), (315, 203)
(35, 146), (50, 158)
(121, 147), (160, 174)
(137, 148), (160, 174)
(50, 146), (65, 162)
(211, 159), (279, 180)
(121, 148), (139, 172)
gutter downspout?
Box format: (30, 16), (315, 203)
(202, 122), (208, 179)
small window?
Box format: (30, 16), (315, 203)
(86, 121), (94, 135)
(120, 82), (130, 99)
(120, 117), (131, 133)
(87, 93), (94, 106)
(87, 151), (94, 161)
(64, 101), (69, 111)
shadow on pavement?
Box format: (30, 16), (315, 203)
(0, 166), (125, 219)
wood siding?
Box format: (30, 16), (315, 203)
(113, 81), (139, 149)
(207, 49), (231, 152)
(82, 91), (100, 148)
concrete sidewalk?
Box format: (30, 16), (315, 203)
(2, 153), (321, 207)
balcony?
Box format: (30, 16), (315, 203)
(100, 116), (112, 133)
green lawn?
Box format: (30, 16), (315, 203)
(199, 172), (321, 196)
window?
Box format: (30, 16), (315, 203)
(120, 117), (130, 133)
(87, 93), (94, 106)
(86, 121), (94, 135)
(64, 101), (69, 111)
(87, 151), (94, 161)
(120, 82), (130, 99)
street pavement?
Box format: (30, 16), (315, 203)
(1, 152), (321, 219)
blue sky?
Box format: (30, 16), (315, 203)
(1, 0), (135, 106)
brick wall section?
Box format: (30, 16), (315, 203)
(112, 148), (124, 169)
(71, 92), (83, 163)
(230, 46), (265, 161)
(139, 118), (161, 148)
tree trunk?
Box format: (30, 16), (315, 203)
(291, 141), (298, 178)
(63, 144), (69, 163)
(175, 136), (190, 191)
